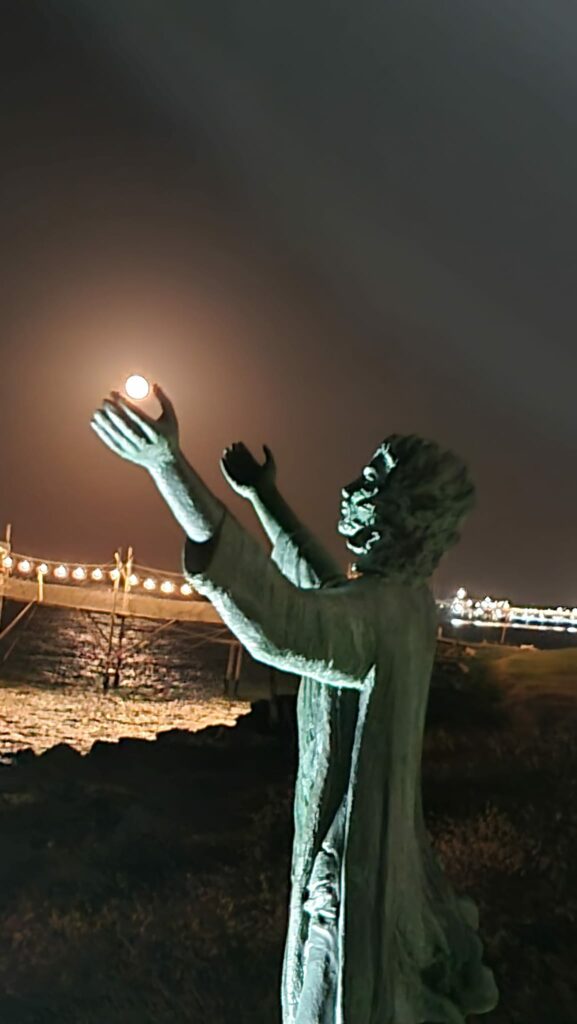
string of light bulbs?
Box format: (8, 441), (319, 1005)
(0, 550), (195, 599)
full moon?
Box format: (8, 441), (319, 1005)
(124, 374), (150, 401)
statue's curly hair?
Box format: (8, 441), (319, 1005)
(362, 434), (475, 580)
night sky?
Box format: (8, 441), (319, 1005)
(2, 2), (577, 605)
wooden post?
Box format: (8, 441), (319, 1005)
(224, 641), (243, 697)
(0, 523), (12, 632)
(124, 546), (133, 593)
(113, 543), (133, 687)
(224, 642), (235, 695)
(112, 614), (126, 688)
(102, 550), (122, 691)
(233, 643), (243, 698)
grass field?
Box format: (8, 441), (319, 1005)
(0, 651), (575, 1023)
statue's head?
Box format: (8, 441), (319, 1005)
(338, 435), (475, 580)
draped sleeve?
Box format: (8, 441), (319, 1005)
(269, 527), (346, 590)
(183, 514), (375, 689)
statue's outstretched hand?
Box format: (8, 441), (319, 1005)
(91, 384), (179, 470)
(221, 442), (276, 498)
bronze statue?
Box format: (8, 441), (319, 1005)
(92, 385), (498, 1023)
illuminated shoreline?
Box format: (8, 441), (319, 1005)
(440, 589), (577, 634)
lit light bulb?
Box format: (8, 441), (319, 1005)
(180, 583), (192, 596)
(110, 568), (120, 581)
(38, 564), (48, 575)
(143, 577), (156, 591)
(54, 565), (68, 579)
(128, 573), (139, 586)
(17, 560), (32, 574)
(72, 566), (87, 581)
(91, 568), (103, 581)
(125, 374), (150, 401)
(160, 580), (174, 594)
(2, 556), (13, 569)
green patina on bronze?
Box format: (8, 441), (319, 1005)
(92, 390), (498, 1023)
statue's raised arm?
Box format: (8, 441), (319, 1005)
(221, 441), (344, 589)
(91, 384), (225, 544)
(91, 389), (374, 687)
(91, 386), (498, 1024)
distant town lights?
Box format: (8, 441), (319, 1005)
(449, 586), (577, 633)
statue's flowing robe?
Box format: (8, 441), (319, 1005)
(184, 513), (498, 1024)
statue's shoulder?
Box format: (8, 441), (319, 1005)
(369, 575), (434, 611)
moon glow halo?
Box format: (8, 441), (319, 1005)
(124, 374), (150, 401)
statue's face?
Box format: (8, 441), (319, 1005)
(338, 444), (396, 557)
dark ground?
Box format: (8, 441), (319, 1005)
(0, 657), (575, 1024)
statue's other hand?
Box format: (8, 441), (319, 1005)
(221, 442), (276, 498)
(91, 384), (180, 470)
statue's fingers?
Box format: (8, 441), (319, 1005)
(219, 456), (236, 484)
(262, 444), (275, 469)
(93, 411), (139, 456)
(222, 444), (242, 466)
(221, 449), (237, 467)
(102, 402), (147, 446)
(91, 418), (127, 459)
(111, 393), (157, 442)
(153, 383), (177, 427)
